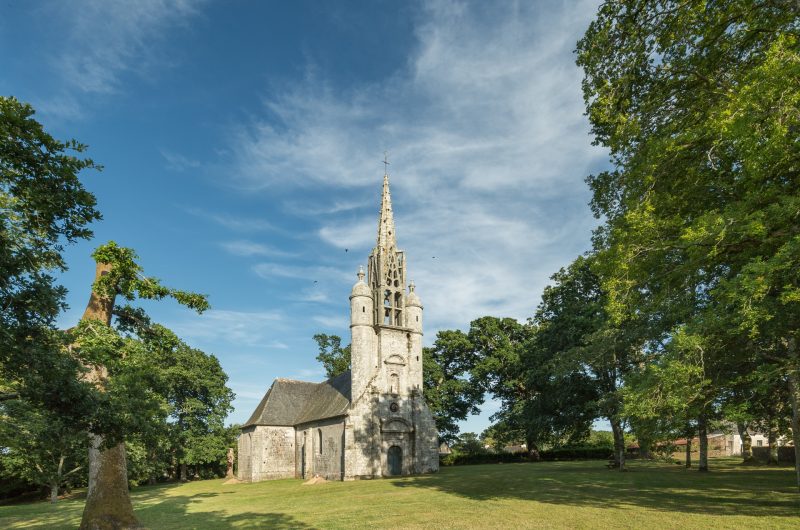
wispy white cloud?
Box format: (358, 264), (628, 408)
(221, 240), (296, 258)
(252, 263), (350, 283)
(161, 149), (201, 172)
(52, 0), (203, 95)
(318, 220), (375, 252)
(34, 95), (84, 121)
(229, 381), (269, 401)
(183, 207), (280, 232)
(297, 287), (331, 304)
(226, 0), (606, 331)
(284, 367), (326, 381)
(284, 198), (371, 216)
(312, 314), (347, 329)
(169, 309), (284, 348)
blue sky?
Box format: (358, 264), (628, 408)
(1, 0), (608, 434)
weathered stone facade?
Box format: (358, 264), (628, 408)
(238, 172), (439, 481)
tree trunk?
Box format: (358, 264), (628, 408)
(685, 439), (692, 468)
(737, 422), (752, 462)
(787, 369), (800, 491)
(148, 449), (157, 485)
(610, 418), (625, 471)
(525, 434), (540, 461)
(81, 435), (140, 530)
(78, 262), (141, 530)
(768, 421), (779, 465)
(698, 413), (709, 472)
(50, 481), (59, 504)
(180, 462), (188, 482)
(638, 436), (651, 460)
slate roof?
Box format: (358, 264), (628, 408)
(243, 371), (352, 428)
(295, 371), (351, 425)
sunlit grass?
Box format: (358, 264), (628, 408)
(1, 458), (798, 529)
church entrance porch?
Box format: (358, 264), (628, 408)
(380, 425), (411, 477)
(387, 446), (402, 475)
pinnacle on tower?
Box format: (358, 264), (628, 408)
(376, 173), (397, 251)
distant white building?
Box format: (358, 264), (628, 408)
(672, 429), (786, 456)
(715, 431), (772, 455)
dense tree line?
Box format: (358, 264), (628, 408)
(0, 97), (235, 527)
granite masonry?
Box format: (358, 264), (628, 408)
(238, 173), (439, 481)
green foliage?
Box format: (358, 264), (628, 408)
(440, 446), (614, 466)
(452, 432), (486, 455)
(312, 333), (351, 378)
(576, 0), (800, 477)
(91, 242), (209, 312)
(0, 398), (88, 500)
(587, 430), (615, 447)
(440, 451), (528, 466)
(63, 242), (216, 447)
(423, 330), (484, 442)
(0, 95), (100, 420)
(144, 325), (234, 469)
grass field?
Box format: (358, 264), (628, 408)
(1, 458), (798, 529)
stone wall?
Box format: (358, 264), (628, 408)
(237, 427), (255, 481)
(345, 393), (381, 479)
(237, 425), (296, 482)
(296, 417), (346, 481)
(412, 396), (440, 474)
(255, 426), (296, 480)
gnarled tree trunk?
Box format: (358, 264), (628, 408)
(767, 420), (779, 465)
(78, 262), (141, 530)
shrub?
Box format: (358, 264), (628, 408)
(439, 445), (614, 466)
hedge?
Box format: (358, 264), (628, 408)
(440, 445), (615, 466)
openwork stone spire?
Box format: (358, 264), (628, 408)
(368, 172), (406, 327)
(376, 173), (397, 252)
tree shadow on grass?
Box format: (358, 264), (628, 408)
(132, 491), (315, 530)
(5, 489), (314, 530)
(391, 461), (800, 519)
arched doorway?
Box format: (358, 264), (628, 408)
(387, 445), (402, 476)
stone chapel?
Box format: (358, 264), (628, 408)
(237, 172), (439, 481)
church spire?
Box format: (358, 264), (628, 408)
(367, 162), (407, 327)
(376, 172), (397, 251)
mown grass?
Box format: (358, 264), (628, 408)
(1, 458), (798, 529)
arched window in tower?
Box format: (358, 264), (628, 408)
(384, 290), (392, 325)
(390, 373), (399, 395)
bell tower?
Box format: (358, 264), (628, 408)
(345, 165), (438, 479)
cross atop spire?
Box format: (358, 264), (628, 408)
(376, 172), (397, 250)
(383, 150), (390, 176)
(368, 169), (407, 327)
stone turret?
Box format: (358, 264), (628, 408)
(350, 266), (374, 399)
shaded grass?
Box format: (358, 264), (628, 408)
(1, 458), (798, 529)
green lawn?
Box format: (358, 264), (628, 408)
(2, 459), (798, 529)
